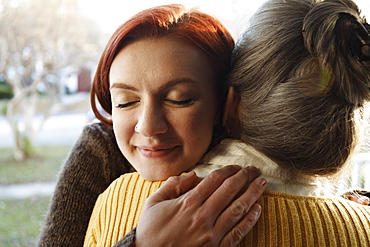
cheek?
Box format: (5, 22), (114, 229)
(187, 112), (213, 134)
(178, 105), (217, 147)
(112, 111), (133, 148)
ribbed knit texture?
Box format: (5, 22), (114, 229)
(240, 190), (370, 247)
(38, 123), (133, 247)
(84, 173), (165, 246)
(86, 172), (370, 247)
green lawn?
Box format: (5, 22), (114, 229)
(0, 145), (71, 185)
(0, 196), (51, 246)
(0, 145), (71, 246)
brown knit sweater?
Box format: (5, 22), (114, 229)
(38, 123), (134, 247)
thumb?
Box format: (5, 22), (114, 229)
(146, 171), (197, 205)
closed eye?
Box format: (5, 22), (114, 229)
(164, 99), (193, 106)
(116, 101), (139, 108)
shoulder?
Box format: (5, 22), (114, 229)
(243, 191), (370, 246)
(260, 190), (370, 219)
(81, 122), (115, 143)
(77, 123), (124, 161)
(67, 122), (131, 178)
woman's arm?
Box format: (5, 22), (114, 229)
(38, 123), (131, 247)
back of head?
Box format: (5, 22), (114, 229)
(228, 0), (370, 176)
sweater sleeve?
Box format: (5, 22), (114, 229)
(38, 123), (132, 247)
(113, 228), (137, 247)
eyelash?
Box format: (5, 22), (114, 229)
(164, 99), (193, 106)
(116, 99), (193, 109)
(116, 101), (139, 108)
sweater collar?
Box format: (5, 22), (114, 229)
(193, 139), (332, 197)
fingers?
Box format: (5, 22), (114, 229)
(188, 165), (244, 204)
(350, 195), (370, 206)
(146, 171), (197, 205)
(220, 203), (262, 247)
(138, 165), (265, 247)
(358, 196), (370, 206)
(215, 175), (267, 245)
(204, 166), (260, 216)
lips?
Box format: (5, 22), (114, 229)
(137, 145), (179, 158)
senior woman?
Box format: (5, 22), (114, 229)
(197, 0), (370, 245)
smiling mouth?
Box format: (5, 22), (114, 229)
(137, 146), (179, 158)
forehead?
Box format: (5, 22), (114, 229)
(109, 37), (215, 90)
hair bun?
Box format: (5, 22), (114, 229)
(337, 13), (370, 62)
(302, 0), (370, 106)
(354, 22), (370, 61)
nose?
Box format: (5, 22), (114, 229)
(135, 103), (168, 137)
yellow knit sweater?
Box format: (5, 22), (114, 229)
(84, 173), (165, 246)
(85, 172), (370, 247)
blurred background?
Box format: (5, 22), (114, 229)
(0, 0), (369, 246)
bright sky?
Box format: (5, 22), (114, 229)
(78, 0), (269, 39)
(79, 0), (370, 39)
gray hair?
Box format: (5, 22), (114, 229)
(228, 0), (370, 176)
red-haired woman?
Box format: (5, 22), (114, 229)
(39, 4), (266, 247)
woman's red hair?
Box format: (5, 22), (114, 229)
(90, 4), (234, 126)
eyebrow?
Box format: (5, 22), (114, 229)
(110, 78), (201, 91)
(110, 82), (138, 91)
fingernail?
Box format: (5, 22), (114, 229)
(252, 203), (261, 216)
(255, 177), (267, 187)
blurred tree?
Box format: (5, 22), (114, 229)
(0, 0), (104, 160)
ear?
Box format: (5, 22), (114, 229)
(222, 87), (240, 127)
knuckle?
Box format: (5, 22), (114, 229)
(245, 206), (260, 228)
(208, 169), (224, 182)
(230, 200), (248, 217)
(209, 165), (240, 182)
(223, 179), (240, 192)
(246, 214), (257, 227)
(230, 227), (244, 244)
(164, 176), (183, 196)
(241, 167), (259, 181)
(181, 195), (197, 209)
(189, 213), (208, 231)
(166, 175), (180, 184)
(198, 232), (214, 246)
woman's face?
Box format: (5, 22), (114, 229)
(110, 37), (220, 181)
